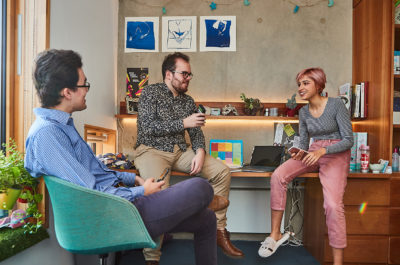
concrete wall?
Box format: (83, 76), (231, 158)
(117, 0), (352, 162)
(50, 0), (119, 136)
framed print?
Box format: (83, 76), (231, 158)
(162, 16), (196, 52)
(200, 16), (236, 52)
(125, 17), (159, 52)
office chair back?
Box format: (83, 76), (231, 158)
(44, 175), (156, 255)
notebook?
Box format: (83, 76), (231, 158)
(236, 146), (285, 172)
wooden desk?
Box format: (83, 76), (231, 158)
(115, 168), (391, 179)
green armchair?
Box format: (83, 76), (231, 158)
(43, 175), (156, 265)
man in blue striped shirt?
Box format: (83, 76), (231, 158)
(24, 49), (218, 265)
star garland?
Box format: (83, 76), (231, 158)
(287, 0), (334, 13)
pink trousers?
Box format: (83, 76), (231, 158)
(271, 139), (350, 248)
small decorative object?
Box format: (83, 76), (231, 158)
(264, 108), (269, 116)
(240, 93), (263, 116)
(210, 108), (221, 116)
(369, 163), (384, 174)
(126, 96), (139, 114)
(293, 5), (299, 13)
(210, 2), (217, 10)
(222, 104), (239, 116)
(328, 0), (334, 7)
(286, 93), (300, 117)
(162, 7), (166, 14)
(244, 0), (250, 6)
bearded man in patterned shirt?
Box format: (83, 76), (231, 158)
(134, 52), (244, 265)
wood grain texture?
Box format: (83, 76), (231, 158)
(353, 0), (393, 162)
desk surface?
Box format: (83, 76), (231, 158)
(115, 169), (392, 179)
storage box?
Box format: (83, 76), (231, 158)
(394, 112), (400, 125)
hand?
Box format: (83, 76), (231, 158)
(302, 148), (326, 166)
(183, 113), (206, 128)
(143, 178), (165, 196)
(291, 150), (306, 161)
(190, 148), (205, 175)
(134, 175), (145, 186)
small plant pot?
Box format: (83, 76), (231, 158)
(286, 108), (297, 117)
(17, 186), (33, 203)
(0, 188), (22, 210)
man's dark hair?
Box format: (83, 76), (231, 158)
(33, 49), (83, 108)
(162, 52), (190, 80)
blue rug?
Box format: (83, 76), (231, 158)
(119, 240), (320, 265)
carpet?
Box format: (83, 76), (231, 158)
(119, 239), (320, 265)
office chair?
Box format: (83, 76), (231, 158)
(44, 175), (156, 265)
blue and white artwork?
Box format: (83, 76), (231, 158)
(162, 16), (196, 52)
(200, 16), (236, 52)
(125, 17), (159, 53)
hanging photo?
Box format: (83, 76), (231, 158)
(125, 17), (159, 52)
(200, 16), (236, 52)
(162, 16), (197, 52)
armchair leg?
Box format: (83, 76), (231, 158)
(99, 253), (109, 265)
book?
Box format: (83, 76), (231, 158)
(338, 83), (352, 111)
(363, 81), (368, 118)
(360, 82), (365, 118)
(353, 84), (361, 118)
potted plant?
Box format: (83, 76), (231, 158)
(286, 93), (301, 117)
(240, 93), (263, 116)
(0, 140), (43, 233)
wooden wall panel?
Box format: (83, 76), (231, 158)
(390, 236), (400, 264)
(353, 0), (393, 162)
(391, 177), (400, 206)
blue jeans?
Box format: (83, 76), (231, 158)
(133, 178), (217, 265)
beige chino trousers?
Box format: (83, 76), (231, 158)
(133, 144), (231, 261)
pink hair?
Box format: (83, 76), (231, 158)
(296, 67), (326, 92)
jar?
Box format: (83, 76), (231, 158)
(360, 144), (370, 173)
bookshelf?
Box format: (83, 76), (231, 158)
(303, 1), (400, 264)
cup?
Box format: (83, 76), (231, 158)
(270, 108), (278, 117)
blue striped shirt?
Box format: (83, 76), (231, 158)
(24, 108), (144, 201)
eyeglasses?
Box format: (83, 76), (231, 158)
(171, 71), (193, 79)
(76, 81), (90, 90)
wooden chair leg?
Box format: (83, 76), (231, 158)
(99, 253), (108, 265)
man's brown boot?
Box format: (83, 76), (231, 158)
(208, 195), (229, 212)
(217, 228), (244, 258)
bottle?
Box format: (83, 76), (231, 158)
(360, 144), (370, 173)
(392, 147), (399, 172)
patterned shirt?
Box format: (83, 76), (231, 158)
(299, 97), (354, 154)
(25, 108), (144, 202)
(136, 83), (205, 153)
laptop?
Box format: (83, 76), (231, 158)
(239, 146), (285, 172)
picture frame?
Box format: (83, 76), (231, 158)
(199, 16), (236, 52)
(162, 16), (197, 52)
(126, 96), (139, 114)
(125, 17), (159, 53)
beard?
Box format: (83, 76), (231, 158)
(171, 78), (189, 94)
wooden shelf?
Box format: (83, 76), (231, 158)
(395, 74), (400, 79)
(115, 168), (391, 179)
(115, 114), (299, 121)
(394, 124), (400, 129)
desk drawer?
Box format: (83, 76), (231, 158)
(344, 179), (390, 206)
(345, 206), (389, 235)
(324, 235), (388, 263)
(390, 236), (400, 264)
(391, 178), (400, 207)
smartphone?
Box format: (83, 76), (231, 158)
(198, 104), (206, 114)
(157, 168), (169, 182)
(288, 146), (309, 160)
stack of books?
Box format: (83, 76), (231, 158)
(338, 82), (368, 119)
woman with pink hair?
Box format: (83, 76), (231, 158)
(258, 68), (353, 265)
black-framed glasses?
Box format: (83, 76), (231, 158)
(76, 81), (90, 90)
(171, 71), (193, 79)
